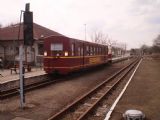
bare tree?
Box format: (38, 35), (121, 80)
(153, 34), (160, 47)
(150, 34), (160, 53)
(90, 30), (116, 45)
(91, 30), (103, 43)
(4, 22), (19, 28)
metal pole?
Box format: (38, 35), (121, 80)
(18, 10), (25, 109)
(18, 10), (23, 45)
(25, 46), (27, 63)
(84, 24), (86, 41)
(19, 44), (25, 108)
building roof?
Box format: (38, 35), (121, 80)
(0, 23), (63, 41)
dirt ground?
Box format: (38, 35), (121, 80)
(0, 60), (131, 120)
(110, 58), (160, 120)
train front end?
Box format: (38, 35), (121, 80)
(43, 36), (70, 74)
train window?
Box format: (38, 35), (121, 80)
(99, 47), (101, 54)
(71, 44), (75, 56)
(101, 48), (102, 54)
(96, 47), (98, 55)
(101, 47), (103, 55)
(96, 47), (97, 55)
(81, 47), (83, 56)
(102, 47), (104, 55)
(98, 47), (100, 54)
(103, 47), (105, 54)
(100, 48), (102, 55)
(98, 47), (99, 54)
(90, 46), (93, 55)
(51, 43), (63, 51)
(78, 47), (81, 56)
(86, 46), (89, 55)
(93, 47), (95, 55)
(106, 47), (108, 54)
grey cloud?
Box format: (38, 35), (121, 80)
(129, 0), (160, 16)
(148, 17), (160, 24)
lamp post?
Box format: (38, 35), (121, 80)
(84, 24), (86, 41)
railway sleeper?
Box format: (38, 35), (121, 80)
(91, 97), (99, 100)
(94, 107), (108, 116)
(83, 103), (93, 107)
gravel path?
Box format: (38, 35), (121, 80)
(110, 58), (160, 120)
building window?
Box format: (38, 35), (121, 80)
(38, 44), (44, 55)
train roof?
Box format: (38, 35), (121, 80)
(45, 35), (108, 47)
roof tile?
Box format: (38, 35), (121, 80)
(0, 23), (63, 41)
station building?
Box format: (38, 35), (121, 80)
(0, 23), (63, 68)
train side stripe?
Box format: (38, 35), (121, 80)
(44, 55), (108, 59)
(44, 61), (108, 69)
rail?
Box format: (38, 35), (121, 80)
(0, 76), (60, 99)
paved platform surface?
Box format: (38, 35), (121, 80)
(0, 67), (46, 83)
(112, 55), (129, 61)
(109, 58), (160, 120)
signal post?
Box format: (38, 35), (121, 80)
(19, 3), (34, 108)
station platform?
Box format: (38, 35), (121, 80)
(112, 55), (130, 63)
(107, 58), (160, 120)
(0, 67), (46, 84)
(0, 67), (47, 92)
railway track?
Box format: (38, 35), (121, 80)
(47, 58), (140, 120)
(0, 57), (132, 100)
(0, 76), (61, 99)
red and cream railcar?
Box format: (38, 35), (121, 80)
(44, 35), (112, 74)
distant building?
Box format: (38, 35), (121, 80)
(0, 23), (63, 67)
(112, 43), (126, 57)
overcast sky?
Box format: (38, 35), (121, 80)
(0, 0), (160, 49)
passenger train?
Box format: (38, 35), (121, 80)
(43, 35), (112, 74)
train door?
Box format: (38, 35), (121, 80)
(50, 42), (63, 70)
